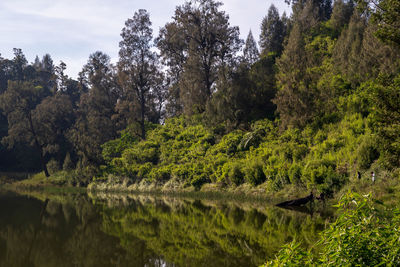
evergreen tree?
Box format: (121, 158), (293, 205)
(333, 11), (367, 85)
(330, 0), (354, 32)
(358, 0), (400, 47)
(259, 4), (286, 56)
(118, 9), (160, 139)
(243, 30), (259, 65)
(288, 0), (333, 21)
(69, 51), (118, 166)
(156, 22), (187, 117)
(274, 0), (332, 128)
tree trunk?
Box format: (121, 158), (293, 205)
(28, 112), (50, 177)
(140, 96), (146, 140)
(40, 151), (50, 177)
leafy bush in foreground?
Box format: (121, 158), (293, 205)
(265, 192), (400, 266)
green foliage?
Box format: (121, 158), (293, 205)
(46, 158), (60, 175)
(266, 192), (400, 266)
(227, 162), (245, 186)
(357, 135), (379, 169)
(102, 125), (138, 164)
(245, 159), (266, 186)
(100, 107), (381, 193)
(265, 241), (313, 267)
(62, 152), (74, 171)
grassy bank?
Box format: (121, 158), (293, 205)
(6, 166), (400, 208)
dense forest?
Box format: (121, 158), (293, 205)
(1, 0), (400, 195)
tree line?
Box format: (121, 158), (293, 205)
(0, 0), (399, 179)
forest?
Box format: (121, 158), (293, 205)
(1, 0), (400, 197)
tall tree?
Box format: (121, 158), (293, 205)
(0, 81), (51, 176)
(118, 9), (160, 139)
(259, 4), (287, 56)
(11, 48), (28, 81)
(243, 30), (259, 65)
(208, 54), (277, 129)
(156, 22), (187, 117)
(330, 0), (354, 32)
(33, 94), (75, 167)
(69, 52), (118, 166)
(274, 0), (332, 129)
(286, 0), (333, 21)
(333, 11), (367, 85)
(157, 0), (242, 115)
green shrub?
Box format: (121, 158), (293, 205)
(288, 163), (303, 185)
(357, 135), (379, 169)
(222, 162), (245, 186)
(46, 158), (60, 175)
(191, 173), (210, 190)
(266, 192), (400, 266)
(245, 160), (266, 186)
(137, 162), (153, 179)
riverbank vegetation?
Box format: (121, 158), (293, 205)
(266, 192), (400, 266)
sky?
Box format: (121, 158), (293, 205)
(0, 0), (291, 78)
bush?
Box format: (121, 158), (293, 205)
(288, 163), (303, 185)
(221, 162), (245, 186)
(245, 160), (266, 186)
(266, 192), (400, 266)
(357, 135), (379, 169)
(191, 173), (210, 190)
(46, 158), (60, 175)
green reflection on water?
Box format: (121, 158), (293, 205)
(0, 190), (333, 267)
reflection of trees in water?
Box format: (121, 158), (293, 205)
(0, 193), (332, 267)
(0, 194), (127, 267)
(99, 195), (331, 267)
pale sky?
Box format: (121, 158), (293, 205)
(0, 0), (291, 78)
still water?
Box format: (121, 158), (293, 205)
(0, 190), (332, 267)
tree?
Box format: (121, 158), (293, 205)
(156, 22), (187, 117)
(243, 30), (259, 65)
(259, 4), (287, 56)
(274, 0), (333, 129)
(286, 0), (333, 21)
(0, 81), (51, 176)
(207, 54), (277, 129)
(118, 9), (161, 139)
(358, 0), (400, 47)
(33, 94), (75, 167)
(157, 0), (242, 115)
(333, 11), (367, 85)
(11, 48), (28, 81)
(69, 52), (119, 166)
(330, 0), (355, 33)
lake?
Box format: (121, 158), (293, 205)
(0, 190), (333, 267)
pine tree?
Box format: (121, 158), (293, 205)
(243, 30), (259, 65)
(333, 11), (366, 85)
(330, 0), (354, 32)
(259, 4), (286, 56)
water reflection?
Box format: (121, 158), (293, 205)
(0, 190), (332, 267)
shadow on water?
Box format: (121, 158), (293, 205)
(0, 190), (334, 267)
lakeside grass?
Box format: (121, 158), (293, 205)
(2, 169), (399, 208)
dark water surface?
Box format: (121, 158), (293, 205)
(0, 190), (332, 267)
